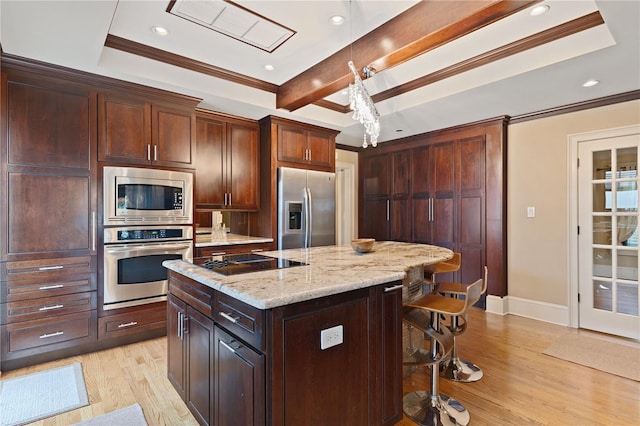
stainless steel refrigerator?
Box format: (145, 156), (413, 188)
(277, 167), (335, 250)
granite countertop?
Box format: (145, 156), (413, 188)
(195, 232), (273, 247)
(164, 241), (452, 309)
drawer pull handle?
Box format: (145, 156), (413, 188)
(39, 304), (64, 311)
(220, 340), (236, 354)
(209, 252), (227, 256)
(118, 321), (138, 328)
(384, 284), (404, 292)
(219, 312), (240, 323)
(38, 265), (64, 271)
(40, 331), (64, 339)
(39, 284), (64, 290)
(250, 249), (264, 253)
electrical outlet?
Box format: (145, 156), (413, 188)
(320, 325), (343, 350)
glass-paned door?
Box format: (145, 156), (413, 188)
(578, 135), (639, 339)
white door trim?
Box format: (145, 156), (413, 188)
(336, 161), (357, 245)
(567, 124), (640, 329)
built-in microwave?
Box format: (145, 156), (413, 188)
(103, 166), (193, 226)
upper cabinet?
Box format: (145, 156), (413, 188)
(195, 111), (260, 211)
(98, 90), (198, 169)
(262, 116), (338, 173)
(1, 68), (98, 261)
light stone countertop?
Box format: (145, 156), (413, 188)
(164, 241), (452, 309)
(194, 232), (273, 247)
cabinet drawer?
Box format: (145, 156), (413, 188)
(195, 243), (271, 257)
(168, 271), (215, 318)
(2, 275), (96, 303)
(98, 304), (167, 339)
(3, 311), (95, 353)
(1, 256), (96, 282)
(1, 291), (96, 324)
(215, 292), (264, 351)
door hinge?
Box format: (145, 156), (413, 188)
(578, 293), (581, 303)
(577, 158), (580, 168)
(577, 226), (580, 235)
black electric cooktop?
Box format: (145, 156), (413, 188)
(193, 253), (307, 276)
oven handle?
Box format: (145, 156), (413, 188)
(105, 241), (193, 253)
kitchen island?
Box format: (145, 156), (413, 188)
(163, 241), (452, 426)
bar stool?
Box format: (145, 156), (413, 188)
(437, 266), (488, 383)
(402, 277), (484, 426)
(423, 253), (461, 289)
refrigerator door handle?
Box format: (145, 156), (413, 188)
(306, 187), (313, 247)
(302, 187), (309, 248)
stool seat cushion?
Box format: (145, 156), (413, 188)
(436, 281), (468, 295)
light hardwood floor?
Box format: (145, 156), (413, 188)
(1, 308), (638, 425)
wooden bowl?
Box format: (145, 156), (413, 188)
(351, 238), (375, 253)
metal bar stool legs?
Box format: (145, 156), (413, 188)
(403, 309), (469, 426)
(437, 266), (488, 383)
(402, 277), (483, 426)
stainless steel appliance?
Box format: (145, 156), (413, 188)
(103, 166), (193, 226)
(277, 167), (335, 250)
(103, 225), (193, 310)
(193, 252), (306, 275)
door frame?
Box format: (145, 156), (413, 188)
(568, 124), (640, 329)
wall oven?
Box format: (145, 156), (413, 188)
(103, 166), (193, 226)
(103, 225), (193, 310)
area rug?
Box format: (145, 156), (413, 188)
(73, 403), (148, 426)
(543, 332), (640, 381)
(0, 362), (89, 426)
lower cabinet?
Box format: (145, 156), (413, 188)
(167, 270), (401, 426)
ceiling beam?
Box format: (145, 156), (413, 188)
(276, 0), (540, 112)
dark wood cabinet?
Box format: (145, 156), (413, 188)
(168, 270), (402, 426)
(168, 294), (216, 426)
(359, 119), (507, 297)
(277, 123), (335, 170)
(98, 91), (197, 169)
(214, 325), (265, 426)
(195, 111), (260, 210)
(0, 65), (99, 370)
(360, 151), (411, 241)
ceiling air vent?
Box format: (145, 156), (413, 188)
(168, 0), (295, 53)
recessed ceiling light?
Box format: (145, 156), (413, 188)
(264, 64), (274, 71)
(329, 15), (345, 26)
(529, 5), (550, 16)
(151, 26), (169, 36)
(582, 79), (600, 87)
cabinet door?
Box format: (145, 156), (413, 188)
(6, 173), (94, 257)
(152, 104), (195, 168)
(277, 125), (306, 164)
(307, 130), (334, 170)
(214, 325), (265, 426)
(411, 145), (432, 243)
(431, 142), (456, 250)
(167, 294), (187, 401)
(7, 79), (92, 169)
(227, 122), (260, 210)
(361, 198), (389, 240)
(98, 92), (151, 164)
(195, 118), (226, 208)
(377, 283), (403, 426)
(391, 152), (410, 241)
(362, 153), (391, 198)
(186, 306), (214, 426)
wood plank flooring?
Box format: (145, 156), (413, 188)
(1, 308), (638, 425)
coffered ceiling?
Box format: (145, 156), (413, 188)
(1, 0), (638, 147)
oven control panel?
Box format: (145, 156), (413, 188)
(104, 225), (193, 244)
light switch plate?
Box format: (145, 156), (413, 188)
(320, 325), (343, 350)
(527, 206), (536, 218)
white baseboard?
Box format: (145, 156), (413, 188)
(485, 295), (571, 327)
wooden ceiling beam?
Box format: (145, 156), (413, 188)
(276, 0), (540, 112)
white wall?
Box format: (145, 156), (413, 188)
(506, 100), (640, 321)
(335, 149), (359, 244)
